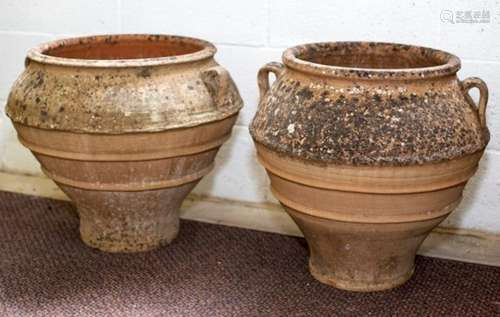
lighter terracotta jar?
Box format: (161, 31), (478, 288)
(6, 34), (242, 252)
(250, 42), (489, 291)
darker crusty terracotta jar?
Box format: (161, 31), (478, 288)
(6, 34), (242, 252)
(250, 42), (489, 291)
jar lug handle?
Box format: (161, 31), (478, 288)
(201, 66), (231, 111)
(258, 62), (285, 102)
(461, 77), (488, 129)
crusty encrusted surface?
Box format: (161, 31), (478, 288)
(251, 42), (488, 166)
(6, 34), (242, 134)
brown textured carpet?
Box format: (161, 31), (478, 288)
(0, 191), (499, 317)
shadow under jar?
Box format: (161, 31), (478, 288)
(6, 34), (242, 252)
(250, 42), (489, 291)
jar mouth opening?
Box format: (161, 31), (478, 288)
(283, 42), (460, 80)
(27, 34), (216, 67)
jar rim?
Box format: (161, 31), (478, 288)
(26, 34), (216, 68)
(282, 41), (461, 80)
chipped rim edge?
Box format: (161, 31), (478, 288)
(26, 34), (217, 68)
(282, 41), (461, 80)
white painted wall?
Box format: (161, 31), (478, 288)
(0, 0), (499, 234)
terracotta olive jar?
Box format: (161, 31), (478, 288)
(6, 34), (242, 252)
(250, 42), (489, 291)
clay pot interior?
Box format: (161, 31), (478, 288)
(40, 35), (207, 60)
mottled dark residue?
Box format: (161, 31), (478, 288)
(297, 88), (313, 100)
(104, 36), (118, 45)
(33, 72), (45, 88)
(250, 75), (488, 166)
(250, 42), (489, 166)
(137, 67), (152, 78)
(5, 35), (238, 134)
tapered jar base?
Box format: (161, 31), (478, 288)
(286, 206), (447, 292)
(60, 182), (196, 253)
(253, 143), (476, 291)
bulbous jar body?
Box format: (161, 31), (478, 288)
(250, 42), (488, 291)
(6, 34), (243, 252)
